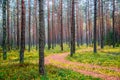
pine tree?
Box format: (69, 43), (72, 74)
(47, 0), (51, 50)
(60, 0), (63, 51)
(94, 0), (97, 53)
(28, 0), (31, 52)
(70, 0), (75, 56)
(17, 0), (20, 49)
(20, 0), (25, 63)
(38, 0), (45, 75)
(2, 0), (7, 60)
(113, 0), (115, 48)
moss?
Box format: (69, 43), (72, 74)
(0, 63), (101, 80)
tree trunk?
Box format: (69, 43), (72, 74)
(101, 0), (104, 49)
(94, 0), (97, 53)
(13, 8), (16, 49)
(17, 0), (20, 49)
(85, 4), (88, 46)
(51, 0), (54, 49)
(7, 0), (10, 50)
(35, 0), (38, 50)
(70, 0), (75, 56)
(88, 0), (91, 45)
(113, 0), (115, 48)
(28, 0), (31, 52)
(47, 0), (51, 50)
(2, 0), (7, 60)
(76, 1), (79, 47)
(34, 0), (38, 50)
(20, 0), (25, 63)
(60, 0), (63, 51)
(38, 0), (45, 75)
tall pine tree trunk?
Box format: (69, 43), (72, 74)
(2, 0), (7, 60)
(94, 0), (97, 53)
(20, 0), (25, 63)
(28, 0), (31, 52)
(52, 0), (54, 49)
(34, 0), (38, 50)
(60, 0), (63, 51)
(76, 1), (79, 47)
(101, 0), (104, 49)
(7, 0), (10, 50)
(17, 0), (20, 49)
(113, 0), (115, 48)
(47, 0), (51, 50)
(70, 0), (75, 56)
(39, 0), (45, 75)
(85, 4), (88, 46)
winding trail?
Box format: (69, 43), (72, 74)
(45, 52), (120, 80)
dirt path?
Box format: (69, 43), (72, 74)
(45, 52), (120, 80)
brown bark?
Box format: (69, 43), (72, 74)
(39, 0), (45, 75)
(17, 0), (20, 49)
(94, 0), (97, 53)
(7, 0), (10, 50)
(70, 0), (75, 56)
(20, 0), (25, 63)
(47, 0), (51, 50)
(60, 0), (63, 51)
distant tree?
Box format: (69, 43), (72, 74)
(10, 9), (13, 49)
(38, 0), (45, 75)
(88, 0), (91, 44)
(85, 2), (88, 46)
(47, 0), (51, 50)
(79, 11), (83, 45)
(76, 0), (80, 47)
(93, 0), (97, 53)
(112, 0), (115, 48)
(97, 0), (101, 46)
(13, 7), (16, 49)
(70, 0), (75, 56)
(67, 0), (71, 46)
(7, 0), (10, 50)
(2, 0), (7, 60)
(34, 0), (38, 50)
(52, 0), (54, 49)
(60, 0), (63, 51)
(101, 0), (104, 49)
(17, 0), (20, 49)
(20, 0), (25, 63)
(28, 0), (31, 52)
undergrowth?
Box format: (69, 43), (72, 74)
(0, 63), (101, 80)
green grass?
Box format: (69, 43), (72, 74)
(66, 47), (120, 78)
(45, 44), (70, 56)
(0, 45), (119, 79)
(67, 47), (120, 68)
(0, 63), (101, 80)
(0, 44), (69, 62)
(0, 45), (101, 80)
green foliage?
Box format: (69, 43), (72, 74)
(66, 47), (120, 77)
(45, 44), (70, 56)
(105, 31), (113, 46)
(45, 65), (101, 80)
(0, 63), (101, 80)
(0, 45), (119, 79)
(0, 45), (101, 80)
(0, 44), (70, 62)
(67, 47), (120, 68)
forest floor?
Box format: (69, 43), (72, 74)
(45, 47), (120, 80)
(0, 45), (120, 80)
